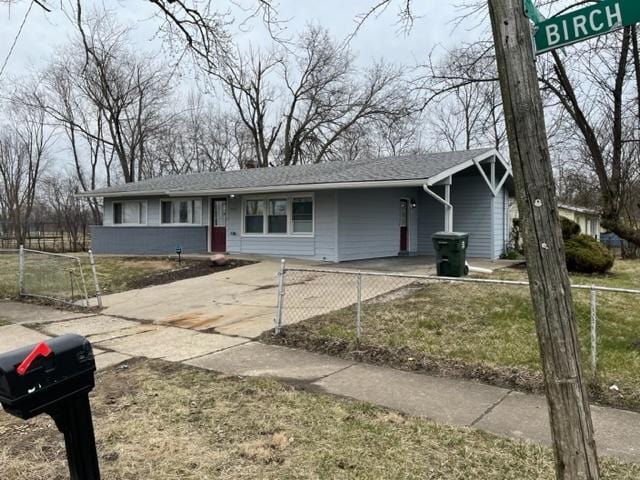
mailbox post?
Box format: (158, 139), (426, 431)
(0, 335), (100, 480)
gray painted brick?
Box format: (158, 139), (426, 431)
(91, 226), (208, 255)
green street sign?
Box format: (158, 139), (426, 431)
(534, 0), (640, 55)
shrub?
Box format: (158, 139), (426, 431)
(560, 216), (581, 240)
(501, 249), (523, 260)
(565, 235), (615, 274)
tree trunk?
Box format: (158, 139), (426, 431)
(487, 1), (600, 478)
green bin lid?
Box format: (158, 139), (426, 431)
(432, 232), (469, 240)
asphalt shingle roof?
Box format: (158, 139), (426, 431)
(85, 148), (496, 197)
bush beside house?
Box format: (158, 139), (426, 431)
(560, 217), (581, 240)
(565, 234), (615, 274)
(509, 216), (614, 274)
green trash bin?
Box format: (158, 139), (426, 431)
(432, 232), (470, 277)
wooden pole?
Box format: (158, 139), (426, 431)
(487, 1), (600, 478)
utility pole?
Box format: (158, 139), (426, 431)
(487, 1), (600, 479)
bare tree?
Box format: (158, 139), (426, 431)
(215, 46), (282, 168)
(22, 11), (175, 185)
(42, 173), (91, 251)
(77, 13), (174, 183)
(151, 93), (251, 174)
(419, 44), (506, 151)
(539, 29), (640, 245)
(214, 26), (412, 167)
(0, 104), (51, 244)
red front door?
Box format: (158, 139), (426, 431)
(400, 199), (408, 252)
(211, 199), (227, 252)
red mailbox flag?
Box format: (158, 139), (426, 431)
(16, 342), (53, 376)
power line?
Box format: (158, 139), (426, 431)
(0, 0), (35, 81)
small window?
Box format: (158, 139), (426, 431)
(113, 201), (146, 225)
(245, 200), (265, 234)
(268, 199), (288, 234)
(113, 203), (123, 225)
(161, 201), (172, 224)
(292, 197), (313, 233)
(161, 199), (202, 224)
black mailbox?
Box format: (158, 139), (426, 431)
(0, 334), (101, 480)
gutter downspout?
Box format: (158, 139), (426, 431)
(423, 183), (453, 232)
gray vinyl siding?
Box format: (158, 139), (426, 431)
(314, 191), (338, 262)
(492, 189), (508, 258)
(91, 226), (207, 254)
(336, 188), (419, 262)
(417, 186), (445, 255)
(416, 177), (497, 258)
(449, 176), (493, 258)
(226, 190), (337, 262)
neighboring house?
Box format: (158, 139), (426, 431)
(557, 204), (601, 240)
(507, 201), (601, 242)
(79, 148), (514, 262)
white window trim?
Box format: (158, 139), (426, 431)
(160, 198), (204, 226)
(112, 200), (148, 226)
(241, 193), (315, 238)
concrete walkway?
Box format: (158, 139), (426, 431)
(1, 303), (639, 464)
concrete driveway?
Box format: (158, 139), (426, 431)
(101, 260), (289, 338)
(100, 257), (417, 339)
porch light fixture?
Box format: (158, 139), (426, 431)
(410, 199), (417, 208)
(229, 194), (237, 199)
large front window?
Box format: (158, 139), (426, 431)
(161, 199), (202, 224)
(244, 199), (265, 234)
(292, 197), (313, 233)
(243, 195), (314, 235)
(268, 199), (288, 234)
(113, 201), (147, 225)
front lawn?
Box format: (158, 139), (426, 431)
(0, 359), (636, 479)
(265, 260), (640, 411)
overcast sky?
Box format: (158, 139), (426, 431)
(0, 0), (484, 80)
(0, 1), (487, 171)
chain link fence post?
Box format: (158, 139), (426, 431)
(356, 273), (362, 341)
(18, 244), (24, 296)
(88, 250), (103, 308)
(75, 256), (89, 308)
(590, 286), (598, 380)
(274, 259), (286, 334)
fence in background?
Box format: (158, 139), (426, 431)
(273, 260), (640, 379)
(0, 223), (90, 252)
(0, 247), (102, 308)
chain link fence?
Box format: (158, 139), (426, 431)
(0, 246), (102, 308)
(0, 248), (20, 300)
(274, 261), (640, 379)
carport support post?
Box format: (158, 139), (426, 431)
(488, 1), (600, 478)
(88, 250), (102, 308)
(274, 259), (286, 334)
(18, 244), (24, 296)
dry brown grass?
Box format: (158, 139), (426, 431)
(0, 359), (638, 479)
